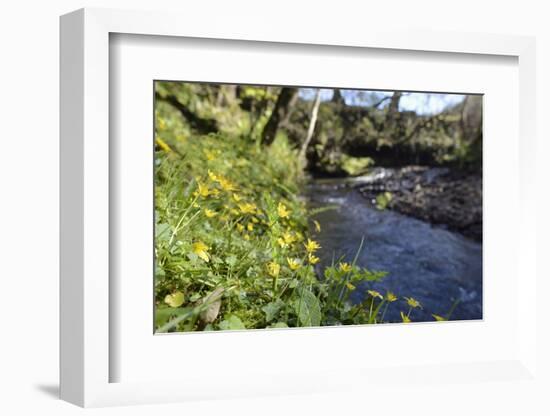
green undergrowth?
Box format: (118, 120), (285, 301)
(154, 100), (443, 332)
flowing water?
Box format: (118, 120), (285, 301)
(307, 177), (482, 323)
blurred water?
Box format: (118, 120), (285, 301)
(307, 179), (482, 323)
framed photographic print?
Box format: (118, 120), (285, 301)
(60, 7), (540, 408)
(152, 80), (483, 333)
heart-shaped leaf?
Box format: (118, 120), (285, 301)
(164, 291), (185, 307)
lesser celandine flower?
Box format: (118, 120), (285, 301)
(238, 202), (256, 214)
(219, 177), (236, 192)
(282, 231), (296, 245)
(304, 238), (321, 253)
(157, 117), (166, 130)
(192, 241), (210, 262)
(236, 223), (244, 232)
(195, 181), (210, 198)
(339, 262), (352, 272)
(368, 290), (383, 300)
(400, 311), (411, 323)
(308, 253), (320, 265)
(155, 136), (172, 153)
(208, 170), (219, 182)
(277, 202), (291, 218)
(286, 258), (301, 271)
(385, 291), (397, 302)
(204, 149), (217, 161)
(204, 208), (217, 218)
(404, 297), (422, 309)
(247, 222), (254, 231)
(267, 262), (280, 278)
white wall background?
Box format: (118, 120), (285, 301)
(0, 1), (548, 414)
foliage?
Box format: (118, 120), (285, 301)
(375, 192), (393, 210)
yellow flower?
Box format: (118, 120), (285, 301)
(232, 193), (242, 202)
(247, 222), (254, 231)
(346, 282), (356, 291)
(204, 208), (217, 218)
(282, 231), (296, 245)
(400, 311), (411, 323)
(368, 290), (383, 300)
(195, 181), (210, 198)
(339, 262), (352, 273)
(218, 177), (237, 192)
(267, 262), (280, 278)
(244, 234), (251, 241)
(385, 291), (397, 302)
(304, 238), (321, 253)
(236, 223), (244, 232)
(277, 202), (291, 218)
(155, 136), (172, 153)
(286, 258), (301, 271)
(313, 220), (321, 233)
(404, 297), (422, 309)
(277, 237), (288, 248)
(308, 253), (320, 265)
(157, 118), (166, 131)
(210, 188), (220, 197)
(204, 149), (216, 160)
(432, 314), (446, 321)
(238, 202), (257, 214)
(192, 241), (210, 262)
(208, 170), (219, 182)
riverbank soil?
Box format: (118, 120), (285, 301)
(352, 166), (482, 241)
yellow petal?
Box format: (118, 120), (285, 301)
(192, 241), (210, 262)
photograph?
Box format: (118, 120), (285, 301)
(154, 81), (483, 332)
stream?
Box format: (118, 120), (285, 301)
(307, 175), (483, 323)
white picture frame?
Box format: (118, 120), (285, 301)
(60, 7), (539, 408)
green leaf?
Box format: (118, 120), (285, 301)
(375, 192), (393, 210)
(225, 255), (237, 267)
(155, 223), (171, 241)
(155, 264), (165, 281)
(269, 322), (289, 329)
(218, 314), (246, 331)
(294, 288), (321, 327)
(164, 291), (185, 307)
(262, 300), (284, 322)
(155, 306), (193, 328)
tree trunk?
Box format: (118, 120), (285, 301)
(387, 91), (402, 141)
(261, 87), (298, 145)
(299, 89), (322, 165)
(331, 88), (345, 105)
(388, 91), (402, 117)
